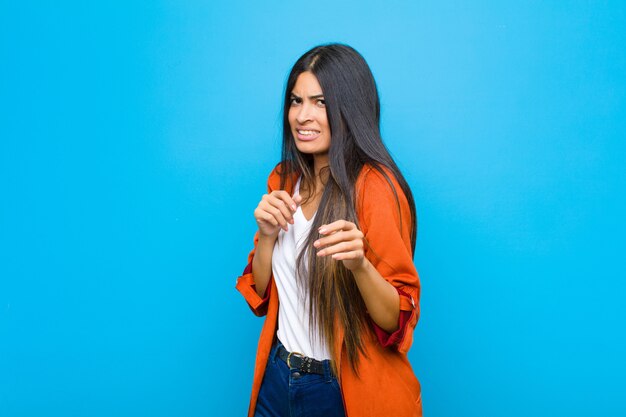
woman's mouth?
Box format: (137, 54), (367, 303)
(295, 129), (321, 141)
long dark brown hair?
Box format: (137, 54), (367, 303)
(277, 43), (417, 374)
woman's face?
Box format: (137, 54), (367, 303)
(288, 71), (331, 160)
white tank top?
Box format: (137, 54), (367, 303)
(271, 176), (331, 360)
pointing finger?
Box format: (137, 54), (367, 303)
(273, 190), (299, 212)
(318, 220), (356, 235)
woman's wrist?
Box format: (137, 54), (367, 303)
(349, 256), (371, 276)
(257, 233), (278, 247)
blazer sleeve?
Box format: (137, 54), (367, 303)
(235, 229), (272, 317)
(234, 168), (281, 317)
(357, 166), (421, 353)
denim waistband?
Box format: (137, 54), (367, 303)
(271, 338), (337, 380)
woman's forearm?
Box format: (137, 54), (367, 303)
(351, 259), (400, 333)
(251, 234), (277, 297)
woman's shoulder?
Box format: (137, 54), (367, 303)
(355, 162), (411, 221)
(266, 161), (300, 193)
(356, 163), (404, 198)
(355, 163), (413, 243)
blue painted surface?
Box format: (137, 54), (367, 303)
(1, 1), (624, 416)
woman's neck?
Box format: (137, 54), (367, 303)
(297, 153), (329, 198)
(313, 153), (329, 178)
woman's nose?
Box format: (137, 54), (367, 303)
(296, 102), (313, 123)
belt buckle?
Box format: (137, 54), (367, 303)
(286, 351), (304, 369)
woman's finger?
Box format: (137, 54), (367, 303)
(317, 240), (362, 257)
(313, 230), (363, 249)
(262, 202), (290, 231)
(267, 193), (297, 225)
(331, 250), (364, 261)
(318, 219), (356, 235)
(254, 208), (279, 226)
(271, 190), (299, 214)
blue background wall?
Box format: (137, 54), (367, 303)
(1, 1), (624, 416)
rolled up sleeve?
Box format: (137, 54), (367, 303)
(235, 231), (273, 317)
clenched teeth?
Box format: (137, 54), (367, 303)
(297, 130), (320, 135)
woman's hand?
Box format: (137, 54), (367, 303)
(314, 220), (368, 271)
(254, 191), (302, 238)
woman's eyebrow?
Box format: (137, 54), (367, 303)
(290, 92), (325, 99)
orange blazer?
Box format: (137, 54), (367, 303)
(236, 163), (422, 417)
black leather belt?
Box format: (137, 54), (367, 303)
(276, 343), (326, 375)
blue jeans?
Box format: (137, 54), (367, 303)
(254, 339), (346, 417)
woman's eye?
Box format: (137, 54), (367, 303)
(317, 99), (326, 106)
(290, 97), (301, 105)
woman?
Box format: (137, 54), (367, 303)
(236, 43), (422, 417)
